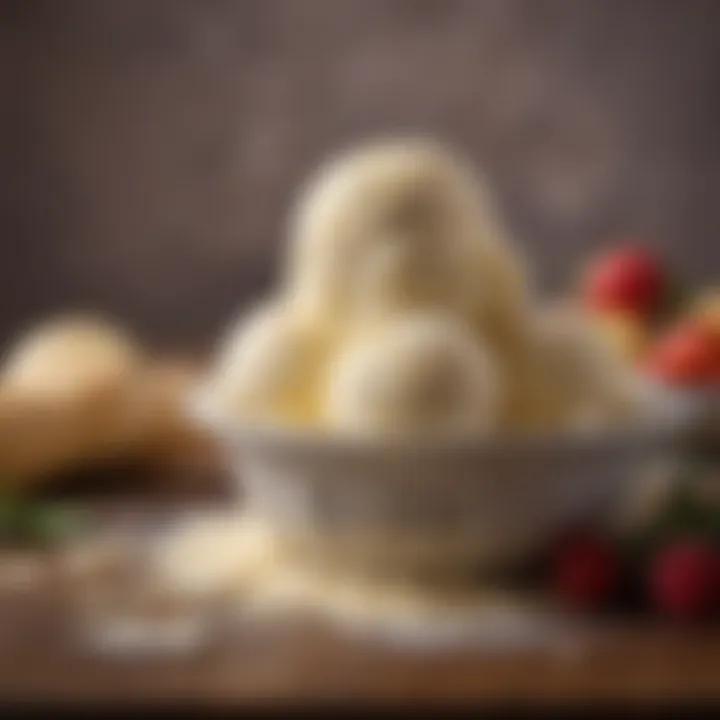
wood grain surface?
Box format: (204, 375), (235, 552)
(0, 488), (716, 707)
(0, 544), (719, 706)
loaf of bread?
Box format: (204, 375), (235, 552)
(0, 314), (205, 490)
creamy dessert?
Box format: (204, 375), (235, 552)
(511, 302), (656, 432)
(208, 137), (652, 435)
(66, 139), (669, 652)
(209, 301), (335, 426)
(325, 313), (500, 437)
(284, 138), (483, 322)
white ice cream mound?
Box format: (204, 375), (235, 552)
(130, 141), (668, 652)
(324, 313), (501, 437)
(206, 137), (654, 437)
(284, 137), (489, 323)
(209, 301), (336, 427)
(505, 302), (660, 432)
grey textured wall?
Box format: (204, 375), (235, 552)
(0, 0), (719, 348)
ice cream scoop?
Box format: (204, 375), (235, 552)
(325, 314), (501, 437)
(468, 233), (534, 357)
(209, 302), (336, 427)
(284, 137), (489, 325)
(512, 302), (654, 432)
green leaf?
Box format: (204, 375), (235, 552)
(0, 494), (90, 548)
(28, 504), (89, 546)
(623, 457), (720, 559)
(0, 496), (33, 544)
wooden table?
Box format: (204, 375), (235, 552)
(0, 571), (719, 708)
(1, 462), (719, 709)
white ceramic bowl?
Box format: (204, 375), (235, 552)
(192, 388), (698, 577)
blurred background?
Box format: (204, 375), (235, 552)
(1, 0), (719, 349)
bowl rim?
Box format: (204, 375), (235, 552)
(188, 382), (696, 459)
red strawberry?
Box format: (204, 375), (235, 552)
(644, 320), (720, 387)
(552, 532), (620, 611)
(713, 554), (720, 609)
(648, 540), (718, 620)
(582, 245), (666, 316)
